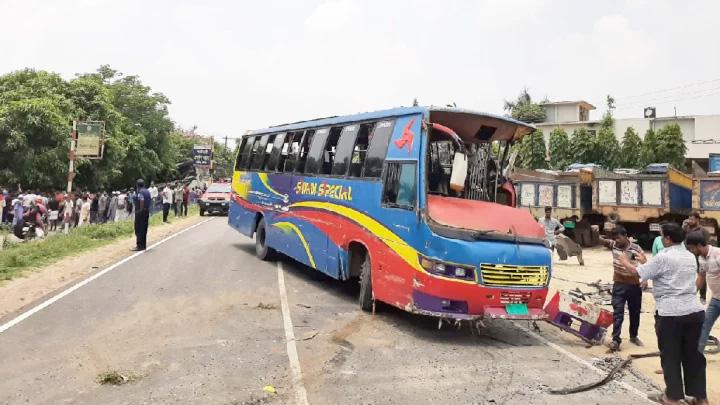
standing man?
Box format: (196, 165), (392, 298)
(98, 192), (108, 224)
(161, 183), (172, 223)
(538, 206), (565, 254)
(174, 184), (183, 217)
(133, 179), (151, 251)
(618, 223), (707, 405)
(90, 193), (99, 224)
(685, 231), (720, 353)
(107, 191), (118, 223)
(0, 189), (6, 224)
(684, 211), (710, 303)
(149, 183), (159, 214)
(181, 184), (190, 216)
(600, 225), (646, 351)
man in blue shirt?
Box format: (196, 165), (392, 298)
(132, 179), (152, 251)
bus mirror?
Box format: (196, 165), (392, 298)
(450, 152), (467, 192)
(503, 150), (518, 178)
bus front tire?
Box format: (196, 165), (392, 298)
(358, 254), (373, 311)
(255, 217), (275, 261)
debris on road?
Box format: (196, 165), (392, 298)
(299, 330), (318, 341)
(256, 302), (277, 310)
(96, 370), (139, 386)
(296, 303), (312, 309)
(262, 385), (277, 395)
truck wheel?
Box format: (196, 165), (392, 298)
(255, 217), (275, 261)
(358, 254), (373, 311)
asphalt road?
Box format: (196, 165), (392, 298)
(0, 218), (650, 404)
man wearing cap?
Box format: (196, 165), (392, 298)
(538, 206), (565, 254)
(133, 179), (152, 251)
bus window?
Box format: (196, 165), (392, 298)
(235, 136), (254, 170)
(259, 134), (277, 171)
(349, 123), (372, 177)
(363, 120), (395, 178)
(250, 135), (270, 170)
(382, 161), (416, 209)
(321, 127), (342, 175)
(331, 124), (360, 176)
(303, 128), (329, 174)
(281, 132), (301, 172)
(294, 130), (315, 173)
(266, 133), (286, 171)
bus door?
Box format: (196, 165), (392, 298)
(372, 116), (423, 304)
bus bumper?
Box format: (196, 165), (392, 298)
(407, 289), (548, 321)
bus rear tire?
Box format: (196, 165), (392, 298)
(255, 217), (275, 261)
(358, 254), (373, 312)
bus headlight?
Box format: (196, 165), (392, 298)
(418, 255), (475, 281)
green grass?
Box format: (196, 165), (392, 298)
(0, 205), (199, 281)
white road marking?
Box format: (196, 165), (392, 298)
(513, 322), (654, 403)
(277, 262), (310, 405)
(0, 218), (214, 334)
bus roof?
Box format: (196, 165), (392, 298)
(245, 106), (535, 142)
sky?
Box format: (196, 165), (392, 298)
(1, 0), (719, 144)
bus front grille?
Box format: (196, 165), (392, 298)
(479, 264), (549, 287)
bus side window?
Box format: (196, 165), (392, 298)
(294, 130), (315, 173)
(282, 132), (300, 172)
(266, 133), (286, 172)
(332, 124), (360, 176)
(260, 134), (277, 171)
(235, 137), (254, 170)
(303, 128), (329, 175)
(239, 136), (259, 170)
(363, 120), (395, 178)
(382, 162), (417, 209)
(349, 123), (372, 177)
(250, 135), (270, 170)
(321, 127), (343, 175)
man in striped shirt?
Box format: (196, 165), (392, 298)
(600, 225), (647, 351)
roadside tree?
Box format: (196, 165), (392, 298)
(619, 127), (643, 168)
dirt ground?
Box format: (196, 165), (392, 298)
(0, 214), (205, 320)
(542, 246), (720, 403)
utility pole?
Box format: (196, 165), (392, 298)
(223, 136), (229, 149)
(65, 120), (77, 234)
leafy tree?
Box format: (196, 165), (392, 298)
(570, 128), (597, 165)
(517, 130), (548, 169)
(656, 123), (687, 169)
(640, 128), (659, 166)
(548, 128), (571, 170)
(503, 88), (546, 123)
(0, 66), (193, 192)
(619, 127), (643, 168)
(593, 95), (621, 169)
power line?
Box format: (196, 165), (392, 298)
(615, 86), (720, 108)
(616, 78), (720, 101)
(614, 88), (720, 111)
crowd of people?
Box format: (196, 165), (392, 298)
(0, 182), (204, 240)
(542, 206), (717, 404)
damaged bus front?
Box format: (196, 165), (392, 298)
(404, 108), (550, 320)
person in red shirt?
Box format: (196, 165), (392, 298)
(181, 185), (190, 217)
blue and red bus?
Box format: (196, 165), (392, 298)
(229, 106), (550, 320)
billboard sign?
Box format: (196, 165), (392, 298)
(193, 145), (212, 166)
(76, 121), (104, 158)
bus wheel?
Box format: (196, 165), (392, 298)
(358, 254), (373, 311)
(255, 217), (275, 261)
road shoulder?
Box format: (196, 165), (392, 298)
(0, 215), (206, 320)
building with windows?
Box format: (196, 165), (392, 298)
(535, 100), (720, 167)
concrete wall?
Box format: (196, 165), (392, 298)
(537, 115), (720, 160)
(543, 104), (580, 124)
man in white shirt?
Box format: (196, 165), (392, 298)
(538, 206), (565, 252)
(685, 231), (720, 354)
(618, 222), (707, 405)
(149, 184), (159, 214)
(161, 184), (173, 223)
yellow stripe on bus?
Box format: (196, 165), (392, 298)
(289, 201), (476, 285)
(257, 173), (288, 200)
(272, 221), (316, 268)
